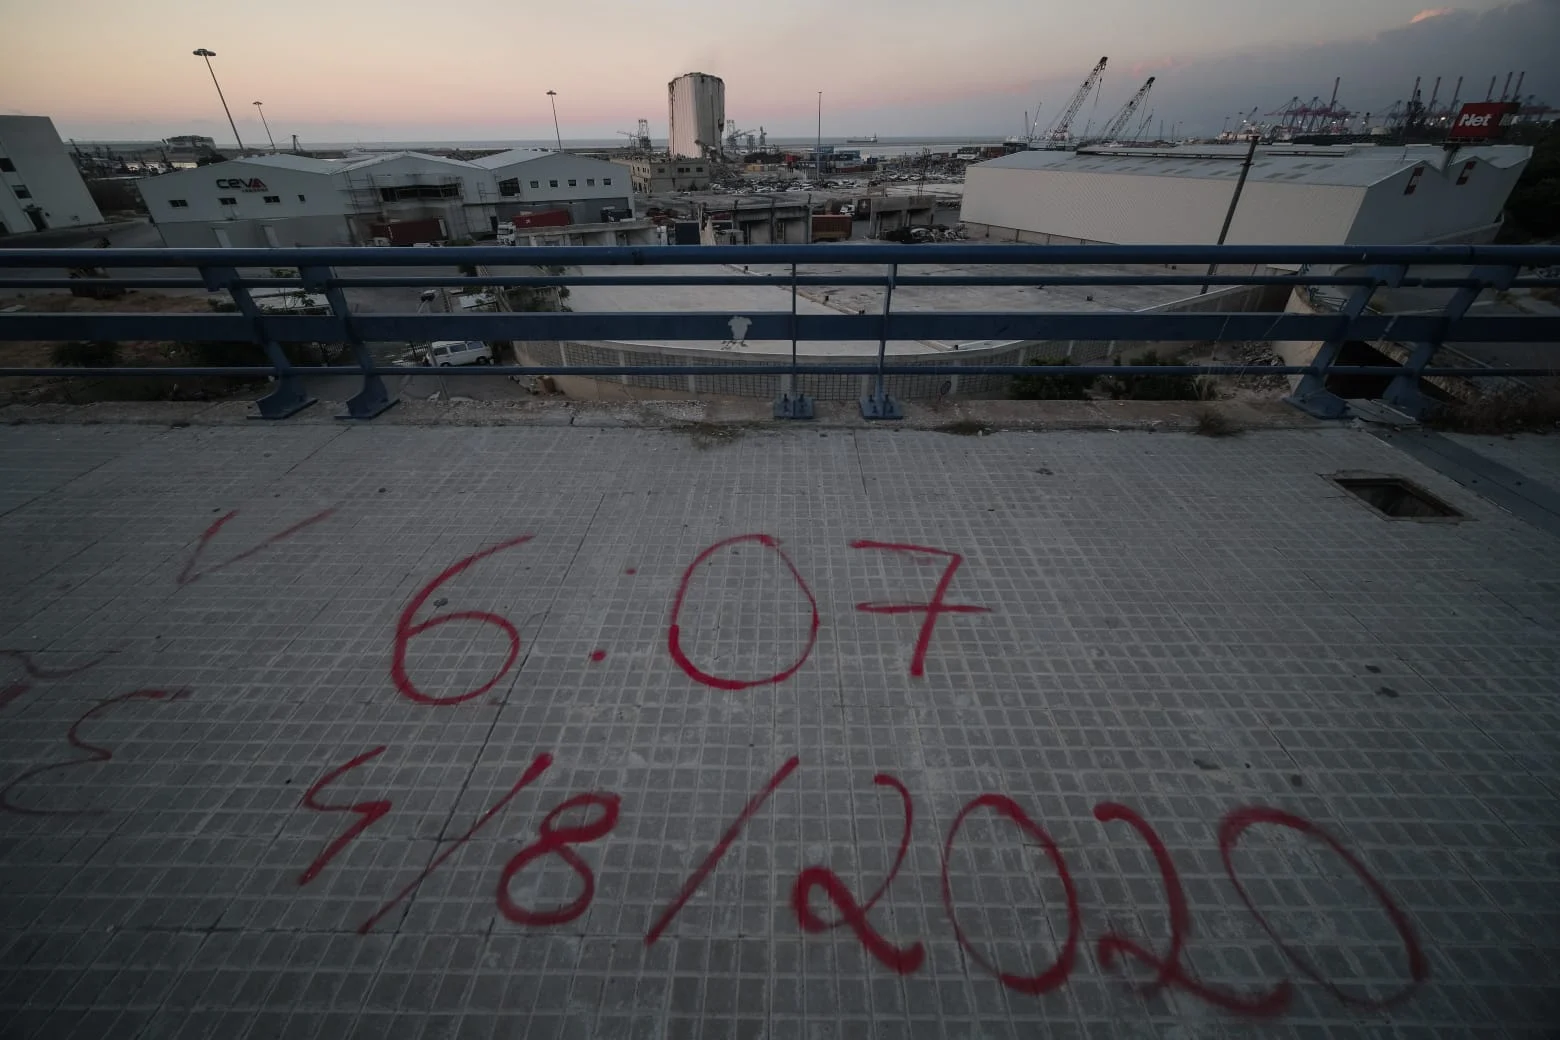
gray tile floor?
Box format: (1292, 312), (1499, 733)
(1, 423), (1557, 1039)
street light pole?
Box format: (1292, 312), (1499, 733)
(252, 101), (277, 152)
(546, 91), (563, 151)
(816, 91), (823, 184)
(192, 49), (244, 153)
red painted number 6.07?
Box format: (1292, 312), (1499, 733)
(391, 535), (534, 705)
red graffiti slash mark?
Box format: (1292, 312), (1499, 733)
(297, 746), (393, 885)
(0, 648), (115, 681)
(667, 535), (819, 691)
(792, 773), (924, 974)
(391, 534), (534, 706)
(1220, 806), (1429, 1010)
(498, 792), (622, 926)
(941, 794), (1080, 995)
(357, 752), (552, 934)
(645, 755), (801, 945)
(0, 649), (117, 713)
(177, 508), (337, 586)
(0, 689), (190, 816)
(850, 542), (990, 678)
(1093, 802), (1292, 1016)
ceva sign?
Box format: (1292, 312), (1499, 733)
(1447, 102), (1519, 141)
(215, 177), (268, 191)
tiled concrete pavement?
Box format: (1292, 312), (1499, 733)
(1, 422), (1557, 1039)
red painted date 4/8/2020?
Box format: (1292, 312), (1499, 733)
(297, 751), (1425, 1018)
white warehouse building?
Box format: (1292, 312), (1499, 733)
(0, 115), (104, 235)
(136, 150), (633, 248)
(960, 143), (1533, 246)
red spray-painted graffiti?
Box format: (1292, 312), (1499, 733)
(1219, 806), (1429, 1011)
(296, 745), (393, 885)
(666, 535), (820, 691)
(644, 755), (800, 945)
(177, 507), (337, 586)
(942, 793), (1080, 994)
(0, 648), (116, 713)
(792, 773), (924, 974)
(498, 790), (622, 927)
(390, 533), (535, 706)
(0, 648), (115, 681)
(1093, 802), (1291, 1015)
(285, 753), (1424, 1017)
(850, 542), (991, 677)
(354, 752), (553, 935)
(0, 689), (190, 816)
(10, 516), (1427, 1024)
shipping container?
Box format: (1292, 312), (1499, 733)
(672, 221), (701, 245)
(369, 217), (448, 246)
(511, 209), (573, 230)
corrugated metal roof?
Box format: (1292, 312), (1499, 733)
(977, 143), (1531, 188)
(468, 148), (558, 169)
(336, 151), (480, 173)
(229, 153), (337, 174)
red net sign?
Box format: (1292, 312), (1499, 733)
(1447, 102), (1520, 140)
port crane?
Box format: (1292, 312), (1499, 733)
(1039, 56), (1109, 148)
(615, 119), (653, 153)
(1085, 76), (1154, 145)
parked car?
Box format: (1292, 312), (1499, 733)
(423, 341), (493, 367)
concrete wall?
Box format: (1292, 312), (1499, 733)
(961, 166), (1364, 245)
(507, 282), (1288, 402)
(153, 213), (355, 248)
(514, 222), (661, 247)
(0, 116), (104, 233)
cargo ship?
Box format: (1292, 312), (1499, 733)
(845, 134), (878, 143)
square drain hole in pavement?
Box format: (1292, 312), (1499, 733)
(1332, 474), (1466, 520)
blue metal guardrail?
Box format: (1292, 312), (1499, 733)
(1, 243), (1557, 421)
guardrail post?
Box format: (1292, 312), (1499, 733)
(1380, 264), (1515, 419)
(860, 262), (903, 420)
(201, 264), (315, 419)
(773, 261), (814, 419)
(1285, 264), (1403, 420)
(300, 265), (396, 420)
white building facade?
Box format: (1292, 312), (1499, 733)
(960, 144), (1532, 246)
(668, 73), (725, 159)
(0, 116), (104, 235)
(136, 150), (633, 248)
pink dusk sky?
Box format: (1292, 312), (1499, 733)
(1, 0), (1551, 144)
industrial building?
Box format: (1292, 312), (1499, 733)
(960, 143), (1533, 246)
(471, 149), (635, 224)
(135, 150), (632, 247)
(629, 158), (712, 194)
(0, 116), (104, 235)
(668, 73), (725, 159)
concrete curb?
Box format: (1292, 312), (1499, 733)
(2, 396), (1322, 432)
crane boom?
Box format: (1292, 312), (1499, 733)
(1092, 76), (1155, 144)
(1042, 56), (1109, 147)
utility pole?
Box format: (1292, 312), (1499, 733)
(546, 90), (563, 151)
(1202, 133), (1259, 293)
(252, 101), (277, 152)
(192, 49), (244, 153)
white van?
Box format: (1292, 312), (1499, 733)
(425, 341), (493, 367)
